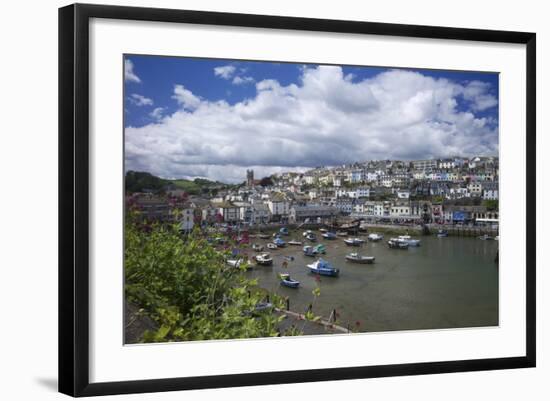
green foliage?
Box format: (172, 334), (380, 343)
(483, 199), (499, 211)
(125, 171), (170, 193)
(125, 170), (230, 195)
(125, 214), (289, 342)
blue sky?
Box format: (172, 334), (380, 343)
(124, 55), (499, 183)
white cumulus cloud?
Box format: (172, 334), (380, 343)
(214, 65), (236, 79)
(124, 60), (141, 83)
(149, 107), (164, 120)
(128, 93), (153, 106)
(125, 66), (498, 183)
(172, 84), (201, 110)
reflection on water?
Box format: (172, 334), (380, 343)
(246, 233), (499, 333)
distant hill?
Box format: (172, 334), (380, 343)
(125, 171), (233, 195)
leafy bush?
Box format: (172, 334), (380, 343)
(125, 214), (287, 342)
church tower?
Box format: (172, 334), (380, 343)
(246, 169), (254, 187)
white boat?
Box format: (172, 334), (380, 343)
(388, 238), (409, 249)
(344, 238), (364, 246)
(252, 243), (264, 252)
(367, 233), (384, 242)
(267, 243), (278, 250)
(307, 259), (340, 277)
(478, 234), (494, 240)
(288, 239), (302, 245)
(255, 253), (273, 266)
(302, 230), (313, 237)
(226, 258), (251, 269)
(345, 252), (375, 264)
(397, 235), (421, 246)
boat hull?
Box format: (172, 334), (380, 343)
(346, 256), (375, 264)
(308, 267), (340, 277)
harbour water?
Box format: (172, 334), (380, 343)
(246, 231), (499, 333)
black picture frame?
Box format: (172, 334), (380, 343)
(59, 3), (536, 397)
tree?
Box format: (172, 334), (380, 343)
(124, 213), (288, 342)
(483, 199), (499, 211)
(259, 176), (274, 187)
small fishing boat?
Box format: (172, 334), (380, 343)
(319, 228), (328, 233)
(226, 258), (252, 269)
(302, 230), (313, 237)
(279, 227), (289, 235)
(313, 244), (326, 254)
(322, 232), (337, 240)
(345, 252), (375, 264)
(388, 238), (409, 249)
(288, 239), (302, 245)
(303, 245), (318, 257)
(267, 243), (278, 250)
(252, 243), (264, 252)
(306, 233), (317, 242)
(255, 253), (273, 266)
(307, 259), (340, 277)
(367, 233), (384, 242)
(273, 237), (286, 247)
(478, 234), (494, 241)
(283, 255), (295, 262)
(398, 235), (421, 246)
(279, 273), (300, 288)
(437, 230), (448, 238)
(336, 231), (348, 237)
(258, 233), (270, 239)
(344, 238), (363, 246)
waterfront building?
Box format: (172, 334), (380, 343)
(267, 193), (290, 222)
(289, 205), (339, 223)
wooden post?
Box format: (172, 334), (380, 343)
(286, 298), (290, 311)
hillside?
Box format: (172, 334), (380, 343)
(125, 171), (234, 194)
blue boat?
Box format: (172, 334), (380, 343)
(279, 273), (300, 288)
(273, 237), (286, 247)
(303, 245), (318, 257)
(307, 259), (340, 277)
(322, 232), (337, 240)
(279, 227), (289, 235)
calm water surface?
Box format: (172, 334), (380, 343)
(246, 231), (499, 333)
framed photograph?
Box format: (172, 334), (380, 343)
(59, 3), (536, 397)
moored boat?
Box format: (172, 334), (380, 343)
(336, 231), (348, 237)
(306, 233), (317, 242)
(478, 234), (494, 240)
(226, 258), (252, 269)
(258, 233), (270, 239)
(255, 253), (273, 266)
(345, 252), (375, 264)
(307, 259), (340, 277)
(437, 230), (448, 238)
(303, 245), (318, 257)
(313, 244), (326, 254)
(288, 239), (303, 245)
(388, 238), (409, 249)
(273, 237), (286, 247)
(322, 232), (337, 240)
(279, 227), (289, 236)
(279, 273), (300, 288)
(344, 238), (363, 246)
(267, 243), (278, 250)
(397, 235), (421, 246)
(367, 233), (384, 242)
(252, 243), (264, 252)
